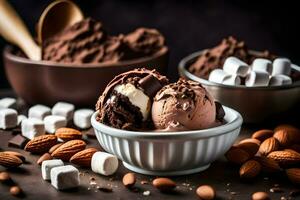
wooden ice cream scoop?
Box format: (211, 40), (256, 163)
(0, 0), (41, 60)
(37, 0), (84, 45)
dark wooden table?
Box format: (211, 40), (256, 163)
(0, 90), (299, 200)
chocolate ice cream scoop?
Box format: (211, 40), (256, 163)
(96, 68), (168, 130)
(152, 78), (218, 131)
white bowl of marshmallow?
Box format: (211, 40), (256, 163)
(179, 50), (300, 123)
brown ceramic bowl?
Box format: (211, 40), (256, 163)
(3, 46), (168, 106)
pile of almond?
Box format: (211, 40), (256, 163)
(225, 124), (300, 184)
(24, 127), (98, 168)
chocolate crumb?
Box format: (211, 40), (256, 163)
(270, 187), (284, 193)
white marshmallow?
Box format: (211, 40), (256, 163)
(17, 115), (27, 126)
(272, 58), (291, 76)
(52, 102), (75, 121)
(0, 98), (17, 109)
(114, 83), (150, 121)
(50, 165), (79, 190)
(252, 58), (273, 74)
(73, 109), (94, 129)
(208, 69), (230, 84)
(269, 75), (292, 86)
(0, 108), (18, 129)
(41, 159), (64, 180)
(245, 71), (270, 87)
(21, 118), (45, 139)
(91, 152), (118, 176)
(223, 57), (250, 77)
(28, 105), (51, 120)
(44, 115), (67, 134)
(222, 75), (241, 86)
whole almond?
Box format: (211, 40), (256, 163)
(252, 129), (274, 142)
(70, 147), (97, 167)
(3, 151), (25, 162)
(51, 140), (86, 161)
(273, 129), (291, 147)
(122, 173), (136, 188)
(259, 137), (279, 156)
(274, 124), (298, 132)
(237, 139), (260, 157)
(152, 178), (176, 192)
(49, 143), (64, 154)
(24, 135), (57, 154)
(0, 152), (23, 168)
(0, 172), (11, 182)
(196, 185), (215, 200)
(286, 168), (300, 184)
(252, 191), (270, 200)
(225, 147), (250, 165)
(55, 128), (82, 141)
(254, 156), (282, 173)
(37, 153), (52, 165)
(267, 150), (300, 166)
(10, 186), (22, 197)
(239, 160), (261, 179)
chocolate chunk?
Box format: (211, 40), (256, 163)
(8, 134), (28, 149)
(215, 101), (225, 121)
(138, 74), (162, 98)
(85, 130), (96, 139)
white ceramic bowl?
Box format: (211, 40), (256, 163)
(91, 106), (243, 176)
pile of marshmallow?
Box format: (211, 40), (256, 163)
(0, 98), (93, 137)
(208, 57), (293, 87)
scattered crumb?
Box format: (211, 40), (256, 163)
(143, 191), (151, 196)
(230, 192), (237, 195)
(141, 180), (149, 185)
(270, 187), (284, 193)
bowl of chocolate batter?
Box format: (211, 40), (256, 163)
(3, 18), (168, 106)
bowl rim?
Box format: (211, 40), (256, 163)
(3, 45), (168, 69)
(91, 105), (243, 140)
(178, 50), (300, 90)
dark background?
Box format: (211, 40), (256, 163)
(1, 0), (299, 87)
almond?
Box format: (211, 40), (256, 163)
(225, 147), (250, 165)
(152, 178), (176, 192)
(274, 124), (298, 132)
(273, 129), (292, 147)
(37, 153), (52, 165)
(0, 152), (23, 168)
(48, 143), (63, 154)
(275, 125), (300, 143)
(254, 156), (282, 173)
(51, 140), (86, 161)
(24, 135), (57, 154)
(0, 172), (11, 182)
(252, 129), (274, 142)
(55, 128), (82, 141)
(258, 137), (279, 156)
(267, 150), (300, 166)
(252, 191), (270, 200)
(122, 173), (136, 188)
(237, 139), (260, 157)
(70, 147), (97, 167)
(3, 151), (25, 162)
(286, 168), (300, 184)
(196, 185), (215, 200)
(239, 160), (261, 179)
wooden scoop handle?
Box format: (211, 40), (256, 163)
(0, 0), (41, 60)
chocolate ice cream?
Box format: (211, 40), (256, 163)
(151, 78), (219, 131)
(96, 68), (168, 130)
(43, 18), (167, 64)
(189, 36), (276, 79)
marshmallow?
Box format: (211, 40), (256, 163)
(91, 152), (118, 176)
(208, 69), (230, 84)
(222, 75), (241, 86)
(269, 75), (292, 86)
(0, 108), (18, 129)
(0, 98), (17, 109)
(50, 165), (79, 190)
(17, 115), (27, 126)
(73, 109), (94, 129)
(44, 115), (67, 134)
(52, 102), (75, 121)
(272, 58), (291, 76)
(252, 58), (273, 74)
(245, 71), (270, 87)
(41, 159), (64, 180)
(28, 105), (51, 120)
(223, 57), (250, 77)
(21, 118), (45, 139)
